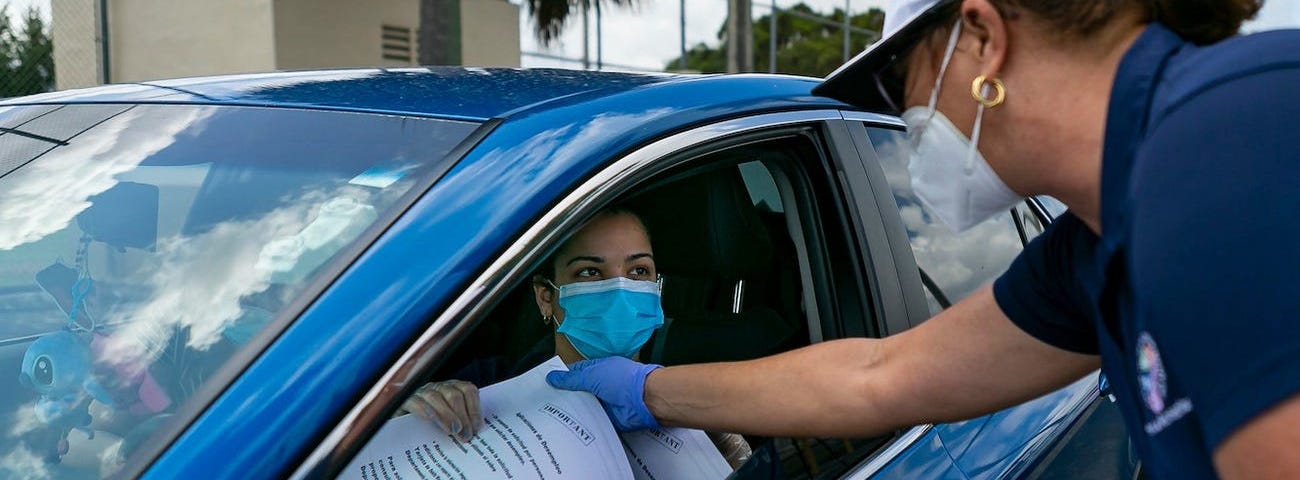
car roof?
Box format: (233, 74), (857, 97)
(0, 67), (850, 122)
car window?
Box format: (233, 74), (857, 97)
(865, 126), (1024, 316)
(728, 139), (892, 479)
(0, 104), (476, 477)
(355, 130), (890, 480)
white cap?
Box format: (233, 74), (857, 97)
(812, 0), (954, 112)
(882, 0), (943, 39)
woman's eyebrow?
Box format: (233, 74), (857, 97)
(626, 253), (654, 262)
(564, 255), (604, 266)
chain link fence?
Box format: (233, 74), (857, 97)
(2, 0), (102, 98)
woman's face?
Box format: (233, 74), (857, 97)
(533, 211), (656, 361)
(549, 212), (656, 289)
(900, 23), (985, 136)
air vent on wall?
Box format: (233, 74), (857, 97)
(382, 24), (414, 63)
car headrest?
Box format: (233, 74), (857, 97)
(630, 167), (773, 280)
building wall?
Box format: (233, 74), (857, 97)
(458, 0), (519, 67)
(273, 0), (420, 70)
(48, 0), (519, 92)
(108, 0), (277, 83)
(50, 0), (103, 89)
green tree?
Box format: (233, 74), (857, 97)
(0, 6), (55, 97)
(524, 0), (639, 46)
(668, 3), (884, 77)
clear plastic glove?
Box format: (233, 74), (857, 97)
(545, 357), (662, 432)
(707, 431), (752, 469)
(395, 380), (483, 441)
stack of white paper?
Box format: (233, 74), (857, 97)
(340, 356), (731, 480)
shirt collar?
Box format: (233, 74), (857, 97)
(1100, 23), (1186, 244)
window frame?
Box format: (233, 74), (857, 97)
(291, 110), (831, 477)
(838, 116), (932, 335)
(0, 103), (492, 480)
(292, 108), (940, 478)
(838, 116), (1108, 480)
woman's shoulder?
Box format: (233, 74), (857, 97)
(1154, 28), (1300, 119)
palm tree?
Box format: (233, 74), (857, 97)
(524, 0), (640, 46)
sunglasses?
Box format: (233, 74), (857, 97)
(869, 3), (957, 115)
(871, 49), (912, 115)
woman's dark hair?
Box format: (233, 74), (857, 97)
(1009, 0), (1259, 45)
(934, 0), (1261, 45)
(534, 205), (650, 283)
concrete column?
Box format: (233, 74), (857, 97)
(726, 0), (752, 73)
(51, 0), (104, 89)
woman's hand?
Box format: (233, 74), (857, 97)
(396, 380), (483, 441)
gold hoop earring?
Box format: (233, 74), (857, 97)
(970, 75), (1006, 109)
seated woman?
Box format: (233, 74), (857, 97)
(397, 206), (751, 468)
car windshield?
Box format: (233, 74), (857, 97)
(0, 104), (477, 477)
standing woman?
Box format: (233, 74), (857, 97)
(547, 0), (1300, 477)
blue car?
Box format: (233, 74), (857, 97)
(0, 68), (1133, 479)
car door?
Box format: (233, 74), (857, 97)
(292, 108), (985, 479)
(834, 117), (1118, 479)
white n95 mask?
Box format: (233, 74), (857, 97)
(903, 20), (1022, 233)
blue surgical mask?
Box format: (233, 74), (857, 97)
(553, 277), (664, 360)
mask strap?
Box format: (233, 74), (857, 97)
(924, 20), (964, 119)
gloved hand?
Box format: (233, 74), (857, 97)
(395, 380), (482, 441)
(546, 357), (662, 432)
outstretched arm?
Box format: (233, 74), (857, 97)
(553, 285), (1098, 437)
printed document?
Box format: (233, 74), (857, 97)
(340, 356), (731, 480)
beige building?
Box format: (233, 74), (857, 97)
(52, 0), (521, 90)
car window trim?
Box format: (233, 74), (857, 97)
(823, 118), (907, 339)
(840, 110), (906, 128)
(1012, 205), (1032, 246)
(838, 118), (933, 333)
(1026, 196), (1054, 224)
(118, 111), (496, 479)
(289, 109), (870, 478)
(841, 424), (935, 479)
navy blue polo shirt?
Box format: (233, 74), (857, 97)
(993, 23), (1300, 478)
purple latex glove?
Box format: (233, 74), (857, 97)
(546, 356), (662, 432)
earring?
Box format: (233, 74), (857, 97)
(542, 314), (557, 327)
(970, 75), (1006, 109)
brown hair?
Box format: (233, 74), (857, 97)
(535, 205), (649, 283)
(920, 0), (1262, 46)
(984, 0), (1263, 45)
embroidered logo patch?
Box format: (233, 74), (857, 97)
(1137, 332), (1167, 414)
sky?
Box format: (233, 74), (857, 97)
(1, 0), (1297, 71)
(516, 0), (889, 70)
(516, 0), (1300, 71)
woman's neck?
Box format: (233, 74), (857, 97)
(1015, 23), (1148, 235)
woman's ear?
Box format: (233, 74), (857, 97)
(960, 0), (1009, 79)
(532, 275), (557, 320)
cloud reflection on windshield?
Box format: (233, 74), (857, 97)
(872, 127), (1023, 306)
(102, 186), (376, 368)
(0, 107), (214, 251)
(0, 444), (50, 479)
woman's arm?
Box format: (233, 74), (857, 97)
(642, 285), (1099, 437)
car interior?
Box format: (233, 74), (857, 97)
(427, 132), (892, 479)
